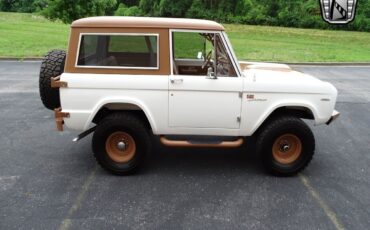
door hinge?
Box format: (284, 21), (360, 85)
(237, 116), (241, 123)
(238, 92), (243, 98)
(51, 75), (68, 88)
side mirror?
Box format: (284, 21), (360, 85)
(206, 67), (217, 79)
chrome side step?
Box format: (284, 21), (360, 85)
(160, 136), (244, 148)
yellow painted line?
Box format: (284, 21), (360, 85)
(299, 174), (345, 230)
(59, 166), (98, 230)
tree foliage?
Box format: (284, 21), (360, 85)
(0, 0), (369, 31)
(0, 0), (47, 12)
(114, 3), (142, 16)
(41, 0), (117, 23)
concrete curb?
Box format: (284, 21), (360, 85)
(0, 58), (43, 61)
(247, 61), (370, 66)
(285, 62), (370, 66)
(0, 58), (370, 66)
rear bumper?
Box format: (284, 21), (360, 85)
(326, 110), (340, 125)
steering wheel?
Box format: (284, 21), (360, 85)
(218, 55), (228, 64)
(202, 50), (213, 70)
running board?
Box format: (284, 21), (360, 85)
(159, 136), (244, 148)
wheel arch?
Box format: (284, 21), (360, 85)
(84, 98), (157, 133)
(250, 103), (317, 136)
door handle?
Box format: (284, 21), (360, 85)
(170, 79), (184, 84)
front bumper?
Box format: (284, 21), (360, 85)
(326, 110), (340, 125)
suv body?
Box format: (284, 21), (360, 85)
(41, 17), (339, 176)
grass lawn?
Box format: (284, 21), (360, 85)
(1, 12), (370, 62)
(227, 24), (370, 62)
(0, 12), (69, 58)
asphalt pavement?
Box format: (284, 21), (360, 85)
(0, 61), (369, 230)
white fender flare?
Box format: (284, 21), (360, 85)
(83, 97), (158, 132)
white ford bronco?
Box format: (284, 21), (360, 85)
(39, 17), (340, 176)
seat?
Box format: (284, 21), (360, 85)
(97, 56), (118, 66)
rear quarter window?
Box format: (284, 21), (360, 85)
(77, 33), (159, 69)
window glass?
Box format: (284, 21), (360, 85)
(215, 34), (237, 77)
(79, 35), (98, 58)
(77, 34), (158, 68)
(172, 32), (237, 77)
(173, 32), (206, 59)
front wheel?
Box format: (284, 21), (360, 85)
(256, 116), (315, 176)
(92, 112), (151, 175)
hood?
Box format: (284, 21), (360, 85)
(239, 61), (292, 72)
(240, 61), (335, 94)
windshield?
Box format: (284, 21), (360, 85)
(221, 32), (240, 76)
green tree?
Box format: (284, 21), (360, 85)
(115, 3), (142, 16)
(158, 0), (192, 17)
(0, 0), (44, 12)
(32, 0), (48, 12)
(139, 0), (160, 16)
(117, 0), (140, 6)
(186, 0), (208, 19)
(234, 0), (253, 16)
(2, 0), (368, 32)
(42, 0), (117, 23)
(0, 0), (14, 11)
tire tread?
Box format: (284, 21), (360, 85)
(92, 112), (151, 175)
(39, 49), (66, 110)
(256, 115), (315, 176)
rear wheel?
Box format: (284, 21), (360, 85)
(105, 131), (137, 163)
(256, 116), (315, 176)
(92, 112), (151, 175)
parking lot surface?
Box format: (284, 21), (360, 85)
(0, 61), (369, 230)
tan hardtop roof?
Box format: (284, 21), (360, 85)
(72, 16), (225, 31)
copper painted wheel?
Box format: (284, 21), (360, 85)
(272, 133), (302, 165)
(105, 131), (136, 163)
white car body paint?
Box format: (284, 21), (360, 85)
(241, 67), (338, 135)
(60, 32), (338, 137)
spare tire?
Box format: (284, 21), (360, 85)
(39, 49), (66, 110)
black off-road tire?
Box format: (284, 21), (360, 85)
(39, 49), (66, 110)
(92, 112), (151, 175)
(256, 116), (315, 176)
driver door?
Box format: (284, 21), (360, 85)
(169, 31), (242, 129)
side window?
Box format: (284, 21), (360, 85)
(79, 35), (98, 59)
(172, 31), (236, 77)
(173, 32), (209, 59)
(77, 34), (158, 69)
